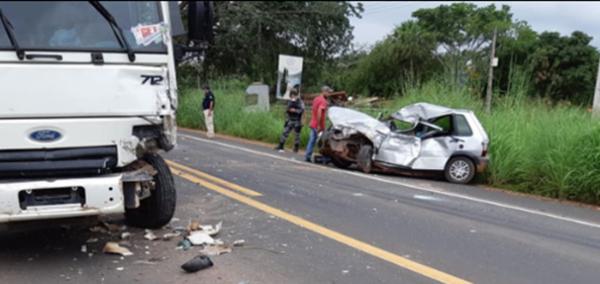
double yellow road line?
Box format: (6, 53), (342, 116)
(167, 160), (471, 284)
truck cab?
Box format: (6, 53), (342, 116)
(0, 1), (212, 228)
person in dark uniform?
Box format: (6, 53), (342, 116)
(202, 84), (215, 138)
(275, 89), (304, 153)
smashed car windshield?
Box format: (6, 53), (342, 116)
(0, 1), (165, 52)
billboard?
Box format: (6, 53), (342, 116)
(276, 54), (303, 100)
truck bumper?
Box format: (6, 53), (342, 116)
(0, 174), (125, 223)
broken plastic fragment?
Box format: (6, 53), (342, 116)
(103, 242), (133, 256)
(200, 221), (222, 236)
(199, 244), (232, 256)
(177, 239), (192, 251)
(232, 239), (245, 247)
(187, 231), (215, 246)
(187, 220), (201, 232)
(162, 232), (181, 241)
(144, 230), (158, 241)
(181, 255), (213, 273)
(121, 232), (131, 240)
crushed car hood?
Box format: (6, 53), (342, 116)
(391, 103), (455, 124)
(328, 107), (390, 142)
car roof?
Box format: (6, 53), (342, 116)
(392, 102), (472, 123)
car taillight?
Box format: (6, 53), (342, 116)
(482, 143), (488, 157)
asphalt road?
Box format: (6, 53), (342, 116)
(2, 129), (600, 283)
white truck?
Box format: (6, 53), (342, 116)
(0, 1), (212, 228)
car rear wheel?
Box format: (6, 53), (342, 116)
(357, 145), (373, 173)
(444, 156), (475, 184)
(125, 154), (176, 229)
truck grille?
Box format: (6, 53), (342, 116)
(0, 146), (117, 178)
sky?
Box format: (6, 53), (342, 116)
(350, 1), (600, 50)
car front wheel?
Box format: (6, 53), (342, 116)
(444, 156), (475, 184)
(357, 145), (373, 173)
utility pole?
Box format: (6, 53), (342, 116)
(485, 27), (497, 114)
(592, 58), (600, 118)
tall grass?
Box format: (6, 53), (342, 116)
(177, 78), (600, 205)
(177, 79), (311, 147)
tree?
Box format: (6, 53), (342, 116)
(529, 31), (599, 104)
(494, 21), (538, 95)
(412, 3), (513, 86)
(343, 21), (439, 97)
(202, 1), (363, 87)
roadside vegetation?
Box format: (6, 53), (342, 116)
(176, 2), (600, 205)
(177, 77), (600, 205)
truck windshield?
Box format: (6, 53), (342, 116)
(0, 1), (165, 53)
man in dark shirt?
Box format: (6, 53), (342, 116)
(275, 89), (304, 153)
(202, 84), (215, 138)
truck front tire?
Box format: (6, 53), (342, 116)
(125, 154), (176, 229)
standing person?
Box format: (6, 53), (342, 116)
(275, 89), (304, 153)
(202, 84), (215, 138)
(305, 86), (333, 162)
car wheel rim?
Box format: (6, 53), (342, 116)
(449, 160), (470, 181)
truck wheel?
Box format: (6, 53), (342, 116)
(444, 156), (475, 184)
(357, 145), (373, 173)
(125, 154), (176, 229)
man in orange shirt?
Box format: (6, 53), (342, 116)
(305, 86), (333, 162)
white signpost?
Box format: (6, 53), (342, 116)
(276, 54), (303, 100)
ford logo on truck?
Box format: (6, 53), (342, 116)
(30, 129), (62, 142)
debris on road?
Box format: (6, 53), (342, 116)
(181, 255), (214, 273)
(199, 244), (232, 256)
(103, 242), (133, 256)
(144, 229), (158, 241)
(177, 239), (193, 251)
(102, 221), (126, 233)
(187, 231), (215, 246)
(162, 232), (181, 241)
(187, 220), (201, 232)
(81, 245), (87, 253)
(200, 221), (222, 236)
(89, 226), (108, 234)
(121, 232), (131, 240)
(86, 237), (99, 244)
(116, 267), (124, 271)
(233, 239), (245, 247)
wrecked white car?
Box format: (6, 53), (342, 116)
(319, 103), (489, 184)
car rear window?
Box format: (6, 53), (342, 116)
(453, 114), (473, 136)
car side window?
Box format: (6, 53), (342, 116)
(430, 115), (452, 136)
(453, 114), (473, 136)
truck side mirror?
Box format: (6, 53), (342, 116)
(188, 1), (214, 43)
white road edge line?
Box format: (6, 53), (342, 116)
(179, 133), (600, 230)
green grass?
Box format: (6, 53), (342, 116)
(177, 79), (600, 205)
(177, 79), (312, 147)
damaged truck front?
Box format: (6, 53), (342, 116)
(0, 1), (213, 228)
(321, 103), (489, 184)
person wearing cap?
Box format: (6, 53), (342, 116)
(305, 85), (333, 162)
(275, 88), (304, 153)
(202, 84), (215, 138)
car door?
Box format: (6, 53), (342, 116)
(411, 115), (457, 170)
(374, 130), (421, 168)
